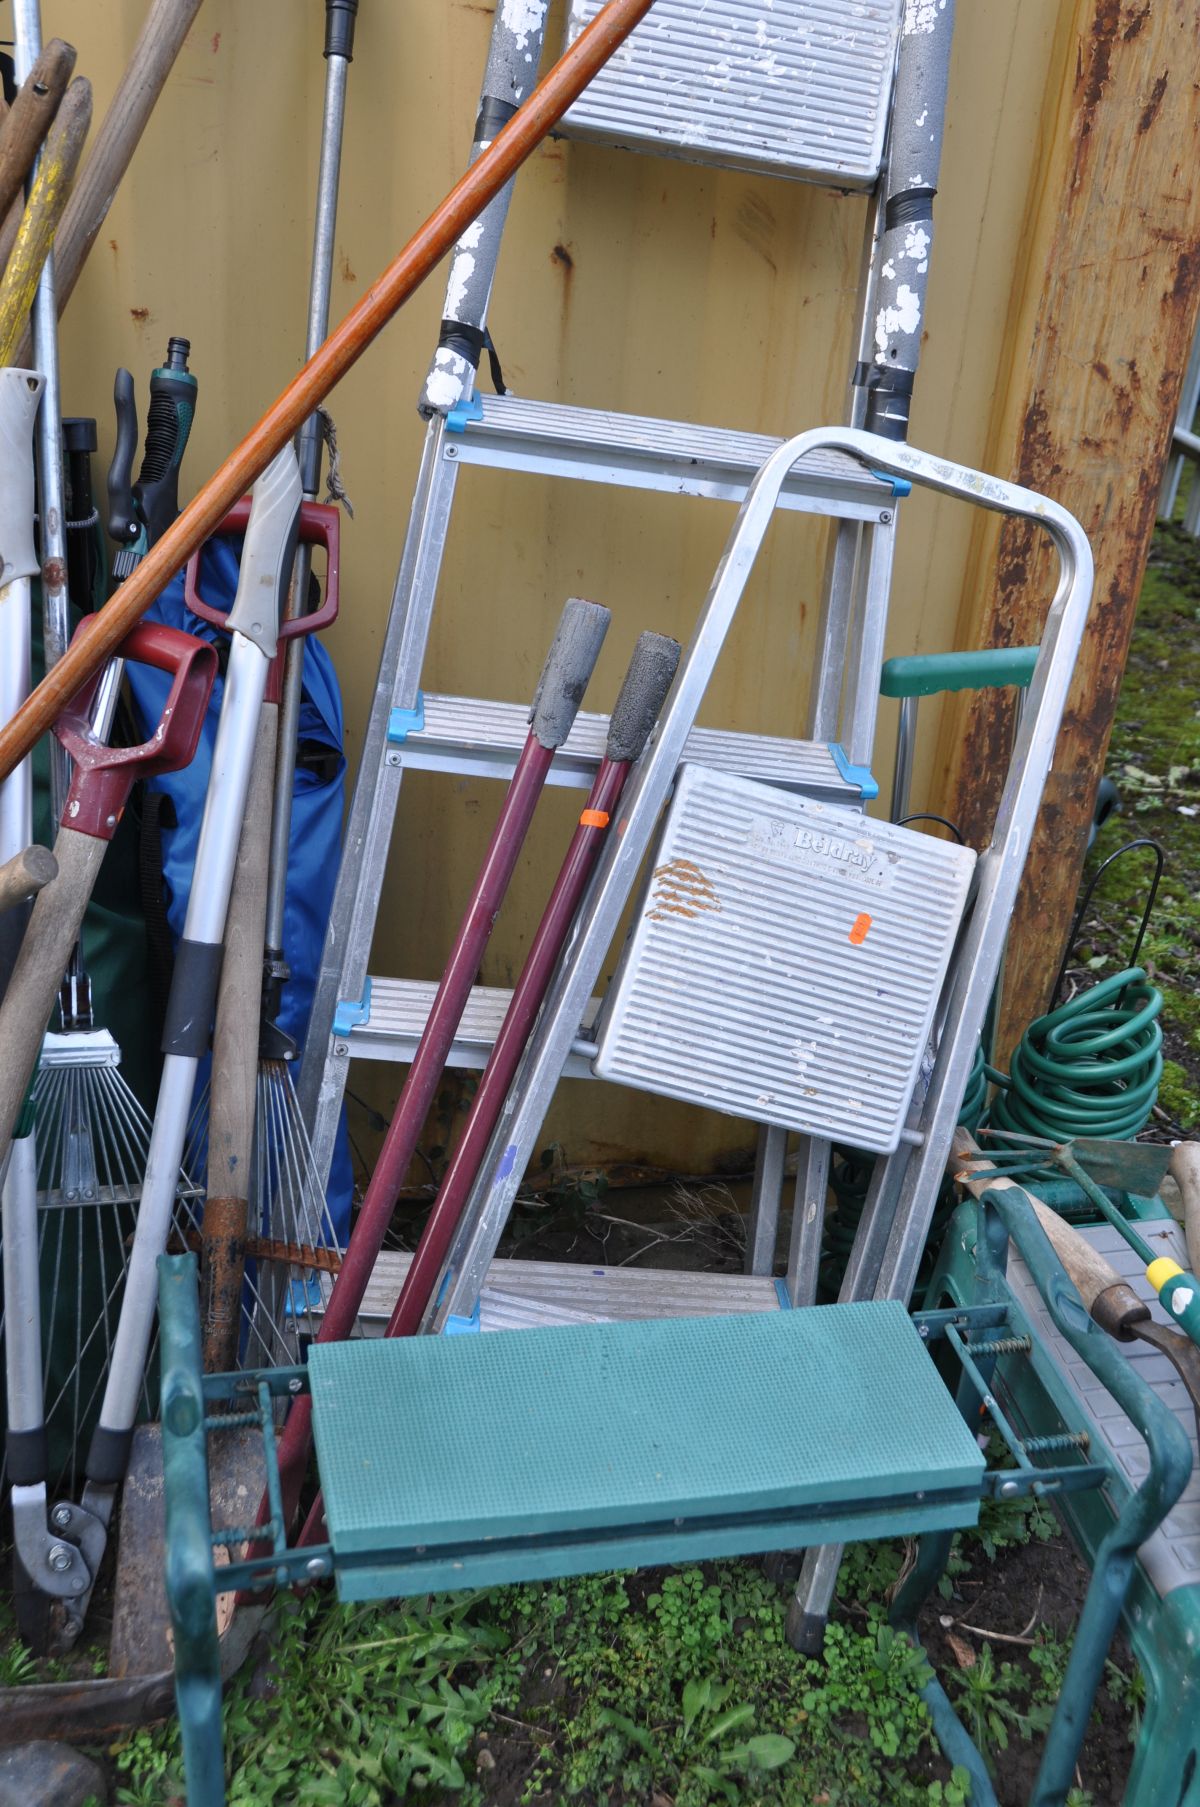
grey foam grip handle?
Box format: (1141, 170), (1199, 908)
(1170, 1142), (1200, 1277)
(529, 598), (611, 750)
(0, 828), (104, 1171)
(606, 632), (681, 763)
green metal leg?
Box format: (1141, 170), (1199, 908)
(1122, 1586), (1200, 1806)
(159, 1255), (226, 1807)
(890, 1529), (999, 1807)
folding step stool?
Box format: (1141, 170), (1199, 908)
(160, 1152), (1193, 1807)
(296, 0), (957, 1309)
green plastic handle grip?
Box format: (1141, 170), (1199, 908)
(1151, 1262), (1200, 1350)
(879, 646), (1039, 700)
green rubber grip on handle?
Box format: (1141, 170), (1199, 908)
(1150, 1262), (1200, 1347)
(880, 646), (1039, 699)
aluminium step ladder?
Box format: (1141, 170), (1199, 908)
(297, 0), (957, 1314)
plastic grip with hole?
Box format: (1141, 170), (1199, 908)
(183, 497), (340, 640)
(879, 647), (1039, 699)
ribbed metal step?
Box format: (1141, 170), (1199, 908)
(314, 1252), (785, 1332)
(393, 692), (876, 800)
(1006, 1217), (1200, 1599)
(447, 392), (901, 520)
(559, 0), (901, 190)
(334, 979), (602, 1069)
(308, 1302), (984, 1598)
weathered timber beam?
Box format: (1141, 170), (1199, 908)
(936, 0), (1200, 1060)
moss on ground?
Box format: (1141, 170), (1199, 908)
(1079, 521), (1200, 1132)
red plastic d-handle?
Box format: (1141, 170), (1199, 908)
(182, 497), (341, 641)
(53, 619), (218, 841)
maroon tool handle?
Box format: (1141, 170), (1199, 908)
(387, 760), (629, 1341)
(53, 619), (218, 839)
(261, 597), (612, 1538)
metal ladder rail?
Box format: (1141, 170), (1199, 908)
(789, 466), (1096, 1650)
(296, 0), (548, 1159)
(423, 428), (1090, 1334)
(1157, 318), (1200, 530)
(706, 0), (959, 1284)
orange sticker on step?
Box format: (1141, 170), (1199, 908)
(579, 809), (610, 828)
(848, 913), (872, 946)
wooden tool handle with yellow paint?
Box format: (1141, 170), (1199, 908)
(0, 75), (91, 368)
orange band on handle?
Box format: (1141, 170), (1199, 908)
(579, 808), (610, 828)
(849, 913), (872, 946)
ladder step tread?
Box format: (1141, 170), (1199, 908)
(405, 693), (872, 799)
(308, 1302), (984, 1595)
(454, 394), (895, 515)
(318, 1253), (784, 1329)
(340, 979), (599, 1072)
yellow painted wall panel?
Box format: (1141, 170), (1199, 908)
(46, 0), (1064, 1170)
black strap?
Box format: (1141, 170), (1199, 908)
(474, 95), (519, 141)
(885, 188), (935, 229)
(437, 318), (507, 396)
(139, 789), (176, 1031)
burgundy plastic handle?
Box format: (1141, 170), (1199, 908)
(54, 620), (219, 841)
(183, 497), (341, 642)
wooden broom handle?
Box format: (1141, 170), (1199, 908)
(0, 829), (105, 1169)
(200, 699), (278, 1372)
(0, 38), (76, 231)
(1170, 1141), (1200, 1279)
(0, 843), (57, 912)
(949, 1127), (1125, 1314)
(0, 0), (658, 785)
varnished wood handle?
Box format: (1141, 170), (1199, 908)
(949, 1126), (1130, 1315)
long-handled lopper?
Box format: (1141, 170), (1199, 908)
(44, 450), (304, 1648)
(182, 498), (341, 1373)
(263, 597), (612, 1541)
(0, 621), (215, 1648)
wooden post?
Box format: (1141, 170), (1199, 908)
(936, 0), (1200, 1058)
